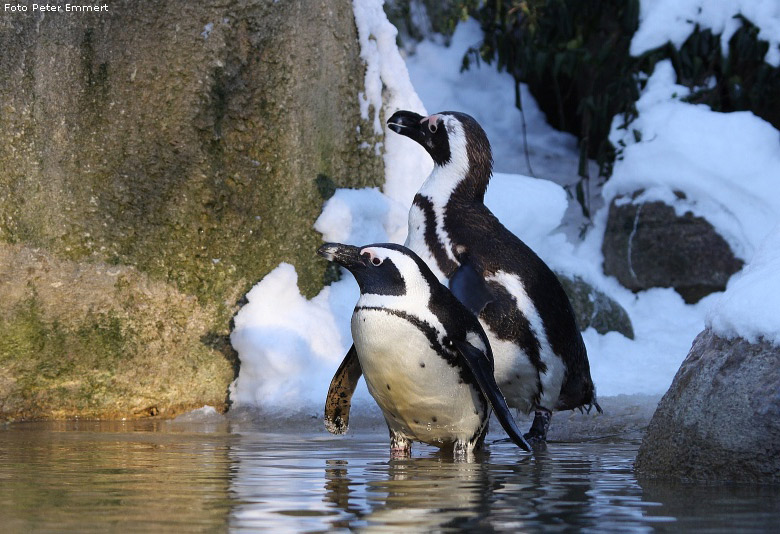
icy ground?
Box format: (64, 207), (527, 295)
(221, 2), (780, 437)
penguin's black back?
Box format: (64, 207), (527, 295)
(444, 199), (597, 410)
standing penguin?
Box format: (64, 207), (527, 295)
(325, 111), (600, 443)
(317, 242), (530, 455)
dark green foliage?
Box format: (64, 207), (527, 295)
(462, 0), (640, 186)
(639, 17), (780, 131)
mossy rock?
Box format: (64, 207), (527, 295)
(0, 0), (383, 420)
(0, 243), (236, 420)
(557, 273), (634, 339)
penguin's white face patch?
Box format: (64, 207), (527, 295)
(419, 116), (469, 198)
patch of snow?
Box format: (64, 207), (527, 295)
(605, 60), (780, 261)
(314, 187), (408, 245)
(708, 225), (780, 346)
(229, 264), (368, 412)
(486, 173), (568, 254)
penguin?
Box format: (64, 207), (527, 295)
(324, 111), (601, 444)
(317, 242), (531, 455)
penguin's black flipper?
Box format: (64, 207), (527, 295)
(450, 338), (532, 452)
(449, 257), (493, 316)
(324, 345), (363, 435)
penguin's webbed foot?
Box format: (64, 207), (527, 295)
(389, 431), (412, 458)
(523, 409), (552, 447)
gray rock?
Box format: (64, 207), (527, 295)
(602, 196), (743, 303)
(635, 328), (780, 483)
(557, 274), (634, 338)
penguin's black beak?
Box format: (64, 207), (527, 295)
(317, 243), (365, 270)
(387, 110), (427, 146)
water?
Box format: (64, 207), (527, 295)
(1, 419), (778, 533)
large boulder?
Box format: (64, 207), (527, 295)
(0, 1), (383, 420)
(635, 328), (780, 483)
(602, 196), (743, 303)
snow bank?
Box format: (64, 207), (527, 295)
(631, 0), (780, 66)
(314, 187), (408, 245)
(708, 225), (780, 346)
(352, 0), (431, 208)
(605, 60), (780, 261)
(485, 173), (568, 250)
(229, 264), (360, 411)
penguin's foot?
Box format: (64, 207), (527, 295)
(389, 432), (412, 458)
(390, 445), (411, 458)
(523, 409), (552, 445)
(452, 441), (478, 462)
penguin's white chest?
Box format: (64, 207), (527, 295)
(351, 308), (485, 445)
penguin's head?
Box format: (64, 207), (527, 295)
(387, 110), (492, 199)
(317, 242), (436, 297)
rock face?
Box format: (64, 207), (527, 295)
(602, 197), (743, 303)
(635, 328), (780, 483)
(558, 274), (634, 338)
(0, 1), (382, 420)
(0, 244), (235, 419)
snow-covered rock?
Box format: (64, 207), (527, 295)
(558, 274), (634, 338)
(635, 328), (780, 483)
(707, 225), (780, 346)
(637, 226), (780, 483)
(601, 197), (743, 303)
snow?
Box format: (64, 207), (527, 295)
(352, 0), (431, 208)
(631, 0), (780, 67)
(229, 263), (360, 410)
(708, 225), (780, 346)
(314, 187), (408, 245)
(227, 2), (780, 419)
(606, 60), (780, 261)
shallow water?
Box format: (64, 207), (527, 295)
(1, 419), (778, 533)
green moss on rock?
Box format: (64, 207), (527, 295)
(0, 244), (237, 421)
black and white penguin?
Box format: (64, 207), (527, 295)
(317, 242), (531, 455)
(324, 111), (600, 443)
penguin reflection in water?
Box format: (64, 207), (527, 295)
(326, 111), (601, 444)
(317, 242), (530, 456)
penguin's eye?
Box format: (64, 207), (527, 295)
(428, 122), (438, 134)
(371, 257), (382, 266)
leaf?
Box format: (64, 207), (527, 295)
(575, 180), (590, 219)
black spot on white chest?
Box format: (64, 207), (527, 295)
(350, 306), (488, 440)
